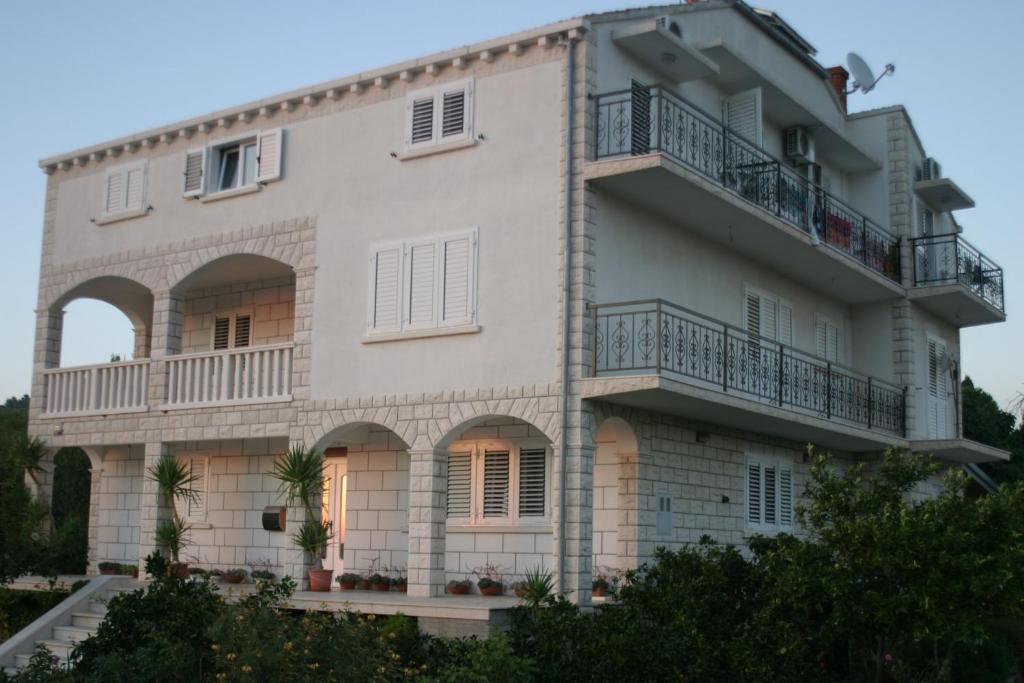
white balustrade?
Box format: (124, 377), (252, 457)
(163, 343), (293, 408)
(43, 360), (151, 416)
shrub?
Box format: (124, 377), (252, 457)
(0, 588), (69, 643)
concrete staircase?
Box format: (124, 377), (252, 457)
(0, 576), (135, 675)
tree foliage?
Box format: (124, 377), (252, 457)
(962, 376), (1024, 483)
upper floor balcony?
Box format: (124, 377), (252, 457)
(909, 233), (1005, 327)
(582, 298), (906, 453)
(587, 85), (902, 304)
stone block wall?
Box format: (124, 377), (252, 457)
(92, 445), (144, 566)
(180, 277), (295, 354)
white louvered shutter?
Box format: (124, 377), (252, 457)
(446, 452), (472, 518)
(815, 316), (840, 362)
(406, 242), (437, 328)
(410, 96), (435, 145)
(103, 169), (125, 214)
(256, 128), (283, 183)
(763, 463), (777, 525)
(778, 302), (793, 347)
(724, 88), (763, 146)
(233, 315), (251, 348)
(441, 232), (474, 326)
(183, 457), (207, 522)
(747, 461), (762, 525)
(779, 467), (793, 528)
(441, 87), (467, 139)
(927, 339), (949, 438)
(759, 296), (779, 342)
(518, 448), (546, 518)
(482, 451), (510, 518)
(183, 148), (207, 197)
(745, 291), (761, 337)
(124, 163), (146, 211)
(213, 317), (231, 350)
(370, 246), (402, 332)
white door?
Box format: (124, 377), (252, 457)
(321, 456), (348, 573)
(927, 337), (950, 438)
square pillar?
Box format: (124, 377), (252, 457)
(87, 467), (103, 574)
(147, 290), (183, 407)
(139, 442), (173, 571)
(407, 448), (447, 598)
(552, 442), (594, 604)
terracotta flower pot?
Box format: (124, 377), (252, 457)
(170, 563), (189, 579)
(592, 586), (607, 597)
(480, 585), (503, 597)
(129, 569), (139, 579)
(356, 579), (371, 590)
(514, 588), (527, 598)
(370, 582), (390, 592)
(224, 574), (245, 584)
(447, 583), (470, 595)
(338, 581), (357, 590)
(308, 568), (334, 592)
(394, 582), (408, 593)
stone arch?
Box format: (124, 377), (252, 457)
(167, 253), (296, 296)
(593, 415), (642, 573)
(434, 401), (560, 451)
(164, 242), (304, 294)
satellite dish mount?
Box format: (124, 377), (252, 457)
(846, 52), (895, 95)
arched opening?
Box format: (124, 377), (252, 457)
(51, 276), (155, 365)
(313, 423), (411, 579)
(436, 416), (555, 592)
(50, 448), (92, 574)
(593, 417), (639, 573)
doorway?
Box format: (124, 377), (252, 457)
(321, 448), (348, 574)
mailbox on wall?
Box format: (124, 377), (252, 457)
(262, 506), (286, 532)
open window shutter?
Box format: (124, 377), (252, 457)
(410, 96), (435, 145)
(815, 317), (828, 358)
(778, 303), (793, 347)
(370, 247), (402, 332)
(928, 339), (948, 437)
(187, 457), (207, 521)
(441, 233), (474, 325)
(124, 163), (146, 211)
(745, 291), (761, 337)
(763, 463), (777, 525)
(441, 87), (467, 139)
(779, 467), (793, 527)
(518, 448), (546, 518)
(630, 79), (651, 155)
(233, 315), (251, 348)
(103, 169), (125, 214)
(406, 242), (437, 327)
(183, 148), (207, 197)
(256, 128), (283, 183)
(446, 452), (472, 518)
(482, 451), (510, 518)
(213, 317), (231, 350)
(827, 323), (840, 363)
(724, 88), (763, 145)
(759, 296), (778, 342)
(747, 461), (762, 525)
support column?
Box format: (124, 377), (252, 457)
(552, 442), (594, 604)
(147, 289), (183, 407)
(87, 467), (103, 573)
(616, 450), (643, 571)
(139, 442), (172, 572)
(407, 448), (447, 598)
(30, 309), (63, 425)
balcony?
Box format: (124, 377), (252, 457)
(909, 234), (1005, 326)
(583, 299), (906, 452)
(42, 360), (151, 417)
(161, 343), (294, 410)
(588, 86), (902, 304)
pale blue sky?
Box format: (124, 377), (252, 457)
(0, 0), (1020, 412)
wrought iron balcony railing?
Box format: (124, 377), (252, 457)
(591, 299), (906, 437)
(594, 86), (901, 282)
(910, 233), (1005, 313)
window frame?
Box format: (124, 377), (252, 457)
(744, 453), (795, 535)
(99, 160), (148, 222)
(445, 438), (551, 529)
(814, 313), (842, 363)
(184, 128), (283, 200)
(210, 310), (255, 351)
(209, 135), (259, 194)
(403, 78), (475, 152)
(743, 284), (793, 346)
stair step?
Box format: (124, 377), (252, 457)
(71, 612), (104, 628)
(3, 666), (18, 675)
(52, 625), (94, 643)
(88, 600), (109, 615)
(14, 653), (32, 668)
(35, 640), (74, 658)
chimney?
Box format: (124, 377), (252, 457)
(826, 66), (849, 113)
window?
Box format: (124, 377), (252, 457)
(744, 286), (793, 346)
(212, 313), (252, 350)
(927, 336), (950, 438)
(367, 229), (478, 337)
(814, 314), (841, 363)
(445, 442), (549, 526)
(656, 494), (673, 538)
(724, 87), (763, 146)
(746, 454), (793, 533)
(183, 128), (282, 198)
(176, 455), (209, 524)
(100, 161), (147, 219)
(404, 79), (474, 151)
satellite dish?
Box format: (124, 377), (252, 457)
(846, 52), (895, 95)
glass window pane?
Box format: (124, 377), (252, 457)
(242, 143), (257, 186)
(218, 147), (239, 190)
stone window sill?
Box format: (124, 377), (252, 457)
(95, 207), (149, 225)
(398, 137), (477, 161)
(199, 184), (261, 203)
(362, 324), (481, 344)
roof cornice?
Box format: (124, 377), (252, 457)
(39, 19), (587, 174)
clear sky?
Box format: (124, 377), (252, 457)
(0, 0), (1021, 414)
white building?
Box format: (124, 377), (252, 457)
(27, 1), (1007, 603)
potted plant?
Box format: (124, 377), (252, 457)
(188, 567), (209, 580)
(391, 566), (407, 593)
(146, 454), (199, 578)
(447, 579), (472, 595)
(591, 576), (610, 597)
(251, 570), (276, 583)
(271, 444), (335, 592)
(517, 567), (553, 607)
(473, 563), (506, 597)
(98, 562), (121, 576)
(512, 578), (528, 598)
(121, 564), (139, 579)
(369, 573), (390, 591)
(224, 568), (247, 584)
(336, 573), (362, 590)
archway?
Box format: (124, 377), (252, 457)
(593, 417), (639, 573)
(50, 275), (155, 365)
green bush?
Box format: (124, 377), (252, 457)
(0, 588), (69, 643)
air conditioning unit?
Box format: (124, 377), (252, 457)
(922, 157), (942, 180)
(655, 15), (682, 38)
(784, 126), (811, 162)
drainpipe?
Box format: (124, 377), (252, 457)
(558, 31), (578, 595)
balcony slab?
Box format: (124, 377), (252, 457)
(584, 154), (905, 305)
(581, 374), (907, 453)
(910, 438), (1009, 464)
(908, 284), (1006, 327)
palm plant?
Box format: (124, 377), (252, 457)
(270, 444), (334, 588)
(146, 455), (199, 564)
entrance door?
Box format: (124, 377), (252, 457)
(321, 450), (348, 574)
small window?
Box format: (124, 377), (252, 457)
(404, 79), (474, 150)
(212, 313), (253, 351)
(183, 129), (282, 198)
(445, 442), (549, 526)
(176, 455), (210, 524)
(744, 286), (793, 346)
(746, 455), (794, 533)
(101, 161), (147, 219)
(814, 314), (841, 363)
(215, 140), (258, 192)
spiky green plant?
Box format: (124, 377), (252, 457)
(154, 517), (191, 563)
(146, 455), (199, 566)
(521, 567), (554, 607)
(271, 445), (325, 515)
(292, 519), (333, 565)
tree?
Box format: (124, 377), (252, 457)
(962, 376), (1024, 483)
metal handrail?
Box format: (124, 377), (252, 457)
(909, 233), (1005, 312)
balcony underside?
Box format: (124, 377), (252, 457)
(910, 438), (1009, 464)
(584, 154), (904, 304)
(908, 284), (1005, 327)
(581, 374), (905, 454)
